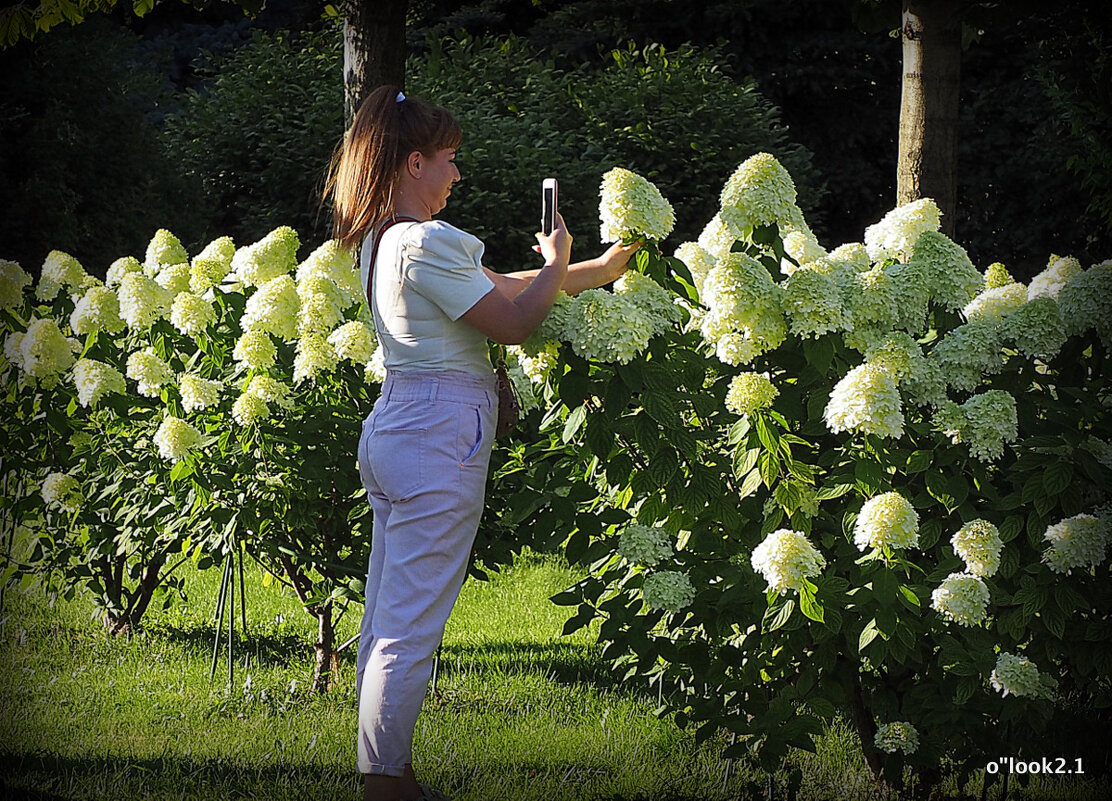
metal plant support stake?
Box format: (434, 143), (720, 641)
(209, 547), (248, 691)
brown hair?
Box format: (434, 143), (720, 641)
(324, 85), (463, 253)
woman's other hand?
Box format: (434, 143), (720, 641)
(533, 213), (572, 271)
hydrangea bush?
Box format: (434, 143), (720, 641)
(513, 156), (1112, 789)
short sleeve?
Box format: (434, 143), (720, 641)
(402, 221), (495, 321)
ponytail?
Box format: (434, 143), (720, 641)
(324, 85), (463, 254)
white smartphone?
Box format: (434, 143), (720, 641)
(541, 178), (558, 235)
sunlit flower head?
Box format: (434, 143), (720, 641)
(153, 416), (204, 463)
(598, 167), (675, 243)
(750, 528), (826, 594)
(931, 572), (989, 626)
(508, 341), (559, 384)
(673, 242), (716, 296)
(126, 348), (174, 398)
(117, 272), (171, 330)
(179, 374), (222, 412)
(72, 358), (126, 407)
(232, 391), (269, 426)
(783, 267), (851, 338)
(36, 250), (88, 302)
(293, 331), (339, 383)
(854, 492), (919, 552)
(241, 275), (299, 341)
(297, 239), (361, 307)
(145, 229), (189, 273)
(864, 198), (941, 263)
(908, 230), (982, 312)
(929, 320), (1003, 393)
(106, 256), (143, 287)
(864, 332), (921, 382)
(244, 375), (293, 409)
(70, 286), (125, 336)
(725, 371), (779, 417)
(824, 363), (904, 439)
(951, 519), (1003, 577)
(365, 344), (387, 383)
(565, 289), (654, 364)
(232, 226), (300, 288)
(154, 262), (191, 297)
(963, 283), (1027, 325)
(327, 320), (377, 363)
(828, 242), (871, 271)
(15, 318), (76, 382)
(233, 329), (277, 371)
(696, 213), (744, 260)
(614, 271), (681, 335)
(297, 274), (346, 335)
(999, 296), (1067, 359)
(641, 570), (695, 612)
(170, 292), (217, 337)
(719, 152), (798, 232)
(983, 262), (1015, 290)
(1027, 254), (1082, 301)
(780, 224), (827, 276)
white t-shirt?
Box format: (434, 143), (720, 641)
(360, 220), (496, 376)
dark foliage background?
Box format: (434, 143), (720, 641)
(0, 0), (1108, 281)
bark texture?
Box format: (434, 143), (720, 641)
(343, 0), (408, 122)
(899, 0), (963, 236)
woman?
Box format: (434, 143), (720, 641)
(325, 84), (639, 801)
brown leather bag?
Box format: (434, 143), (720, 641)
(494, 362), (520, 439)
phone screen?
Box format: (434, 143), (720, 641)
(542, 180), (557, 235)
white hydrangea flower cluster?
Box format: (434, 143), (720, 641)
(508, 341), (559, 384)
(853, 492), (919, 551)
(189, 235), (235, 293)
(41, 472), (82, 513)
(750, 528), (826, 594)
(699, 253), (786, 366)
(232, 392), (269, 426)
(144, 229), (189, 274)
(929, 321), (1002, 393)
(72, 358), (126, 407)
(864, 198), (942, 263)
(126, 348), (174, 397)
(328, 320), (377, 363)
(1042, 513), (1109, 574)
(864, 333), (922, 381)
(951, 519), (1003, 577)
(874, 721), (919, 755)
(673, 242), (716, 295)
(244, 375), (293, 408)
(844, 267), (899, 342)
(296, 239), (361, 306)
(297, 274), (346, 335)
(170, 292), (217, 337)
(233, 330), (277, 371)
(241, 275), (299, 341)
(154, 262), (191, 297)
(725, 371), (779, 417)
(232, 226), (300, 288)
(117, 272), (171, 330)
(565, 288), (654, 364)
(962, 283), (1027, 325)
(153, 416), (204, 462)
(70, 286), (126, 336)
(12, 318), (76, 383)
(934, 390), (1017, 462)
(1027, 254), (1082, 301)
(829, 242), (871, 271)
(36, 250), (89, 302)
(1056, 260), (1112, 343)
(614, 271), (681, 335)
(983, 262), (1015, 289)
(999, 296), (1067, 359)
(990, 652), (1053, 699)
(696, 213), (744, 260)
(824, 363), (904, 439)
(0, 260), (32, 309)
(931, 572), (990, 626)
(901, 356), (949, 409)
(641, 570), (695, 612)
(365, 344), (387, 383)
(719, 152), (798, 232)
(884, 259), (931, 335)
(907, 231), (983, 313)
(598, 168), (675, 243)
(106, 256), (143, 287)
(780, 225), (827, 276)
(179, 375), (222, 412)
(783, 267), (850, 338)
(618, 523), (674, 566)
(293, 331), (339, 383)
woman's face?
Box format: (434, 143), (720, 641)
(420, 147), (461, 215)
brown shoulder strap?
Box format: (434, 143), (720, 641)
(366, 217), (418, 306)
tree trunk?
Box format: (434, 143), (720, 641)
(311, 602), (337, 695)
(898, 0), (963, 236)
(343, 0), (409, 122)
(848, 672), (885, 780)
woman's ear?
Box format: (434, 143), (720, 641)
(405, 150), (422, 178)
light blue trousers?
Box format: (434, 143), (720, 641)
(355, 370), (498, 776)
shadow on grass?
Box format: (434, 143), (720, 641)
(437, 640), (658, 700)
(142, 620), (358, 670)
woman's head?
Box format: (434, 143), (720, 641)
(326, 85), (462, 253)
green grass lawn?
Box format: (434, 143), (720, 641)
(0, 549), (1106, 800)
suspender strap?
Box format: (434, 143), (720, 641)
(366, 216), (418, 306)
